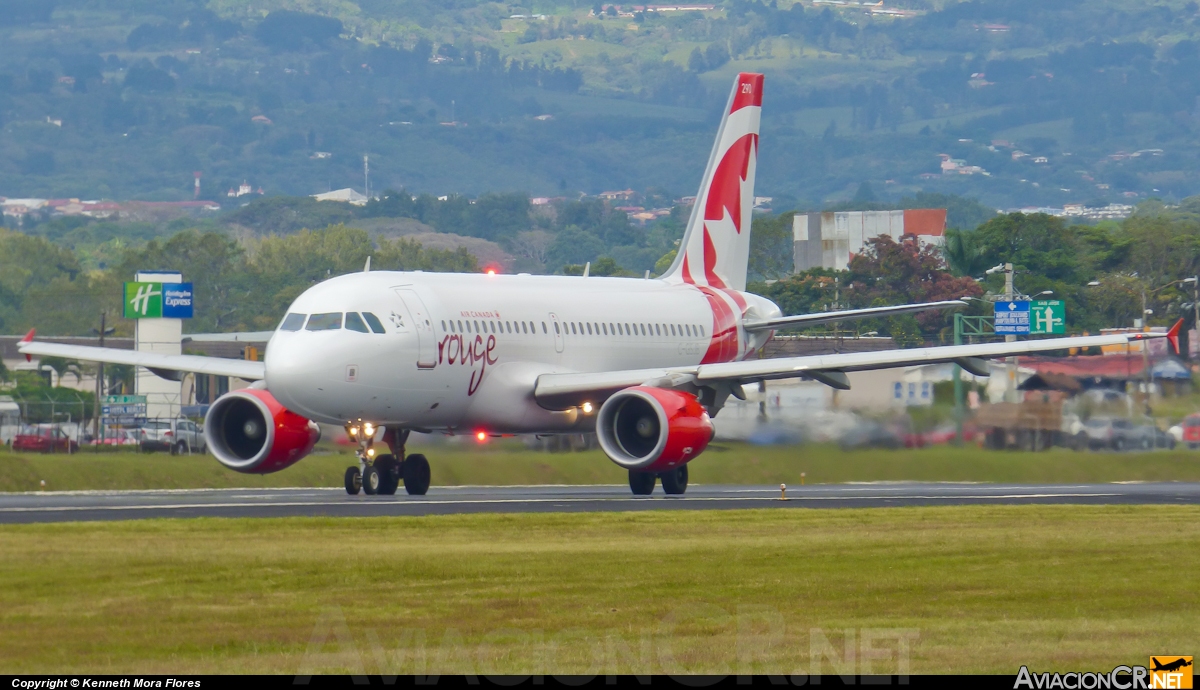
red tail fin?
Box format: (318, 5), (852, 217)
(19, 328), (35, 362)
(661, 73), (763, 292)
(1166, 318), (1184, 355)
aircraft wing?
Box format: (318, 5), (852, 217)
(533, 332), (1158, 410)
(742, 300), (967, 332)
(17, 333), (264, 381)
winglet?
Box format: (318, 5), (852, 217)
(19, 328), (34, 362)
(1167, 317), (1184, 355)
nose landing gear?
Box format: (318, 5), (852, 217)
(343, 425), (430, 496)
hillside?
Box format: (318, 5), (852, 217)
(2, 0), (1200, 208)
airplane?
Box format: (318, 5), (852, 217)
(18, 73), (1177, 497)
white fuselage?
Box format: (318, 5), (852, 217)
(264, 271), (780, 433)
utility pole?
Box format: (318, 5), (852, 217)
(1141, 288), (1151, 415)
(92, 311), (108, 440)
(363, 155), (369, 199)
(1004, 262), (1016, 403)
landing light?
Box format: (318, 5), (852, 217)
(475, 431), (488, 443)
(581, 401), (594, 414)
(348, 425), (360, 438)
(487, 269), (496, 276)
(367, 446), (376, 458)
(363, 422), (375, 436)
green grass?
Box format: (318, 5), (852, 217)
(4, 442), (1200, 492)
(0, 506), (1196, 673)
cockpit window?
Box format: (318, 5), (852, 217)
(345, 312), (370, 333)
(279, 313), (306, 332)
(362, 312), (386, 334)
(305, 313), (343, 331)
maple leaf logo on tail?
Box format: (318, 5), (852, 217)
(665, 72), (763, 293)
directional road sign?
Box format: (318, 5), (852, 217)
(993, 301), (1031, 335)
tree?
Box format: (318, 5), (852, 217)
(749, 212), (794, 280)
(852, 181), (876, 203)
(38, 356), (84, 386)
(942, 228), (989, 278)
(549, 225), (604, 269)
(124, 61), (175, 92)
(255, 10), (343, 51)
(688, 47), (707, 73)
(847, 235), (982, 336)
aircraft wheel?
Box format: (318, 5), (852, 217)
(344, 466), (361, 495)
(403, 454), (431, 496)
(362, 464), (381, 495)
(374, 454), (399, 495)
(628, 470), (656, 496)
(660, 465), (688, 495)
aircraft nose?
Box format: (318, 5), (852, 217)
(264, 335), (342, 420)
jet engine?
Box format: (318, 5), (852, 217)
(595, 386), (714, 471)
(204, 389), (320, 474)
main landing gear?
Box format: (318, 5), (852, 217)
(343, 425), (431, 496)
(628, 465), (688, 496)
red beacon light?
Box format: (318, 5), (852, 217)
(475, 430), (488, 443)
(483, 263), (501, 276)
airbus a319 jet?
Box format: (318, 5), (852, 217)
(20, 73), (1174, 497)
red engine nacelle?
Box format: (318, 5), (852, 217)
(595, 386), (714, 471)
(204, 388), (320, 474)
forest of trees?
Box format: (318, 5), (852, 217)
(4, 1), (1200, 206)
(5, 190), (1200, 354)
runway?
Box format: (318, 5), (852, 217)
(1, 482), (1199, 523)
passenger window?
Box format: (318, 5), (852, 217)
(306, 313), (342, 331)
(363, 312), (386, 334)
(602, 323), (608, 335)
(640, 324), (647, 336)
(655, 324), (661, 336)
(554, 322), (560, 334)
(506, 322), (512, 333)
(587, 323), (593, 335)
(542, 322), (548, 333)
(345, 312), (370, 333)
(279, 313), (306, 331)
(570, 323), (577, 335)
(441, 320), (447, 331)
(671, 325), (676, 336)
(699, 325), (705, 337)
(458, 320), (464, 332)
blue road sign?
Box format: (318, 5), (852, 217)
(994, 300), (1031, 335)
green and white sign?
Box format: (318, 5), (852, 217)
(104, 395), (146, 404)
(1030, 300), (1065, 334)
(123, 282), (193, 319)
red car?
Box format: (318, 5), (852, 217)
(1183, 414), (1200, 450)
(12, 425), (79, 454)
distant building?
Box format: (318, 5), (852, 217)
(793, 209), (947, 272)
(598, 189), (638, 202)
(312, 188), (368, 206)
(251, 115), (273, 125)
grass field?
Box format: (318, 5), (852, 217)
(3, 442), (1200, 492)
(0, 506), (1196, 673)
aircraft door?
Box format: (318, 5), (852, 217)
(394, 288), (437, 369)
(549, 312), (565, 353)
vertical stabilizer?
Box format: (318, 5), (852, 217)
(661, 72), (763, 292)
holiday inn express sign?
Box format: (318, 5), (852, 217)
(124, 281), (194, 319)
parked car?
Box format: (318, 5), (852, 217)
(139, 418), (207, 455)
(1127, 422), (1177, 450)
(1183, 414), (1200, 450)
(1082, 417), (1139, 451)
(88, 429), (140, 447)
(12, 425), (79, 454)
